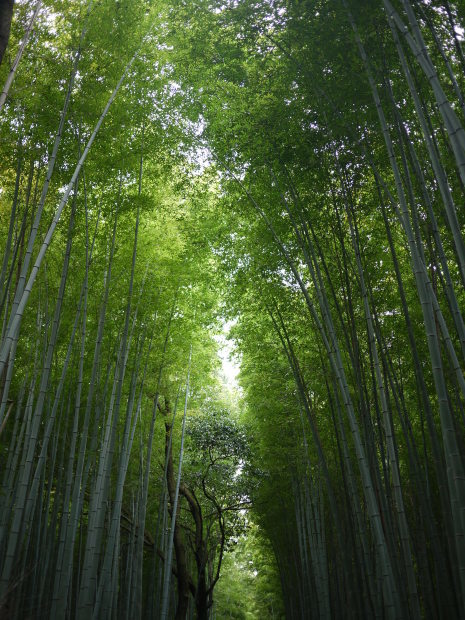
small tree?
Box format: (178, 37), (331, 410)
(163, 404), (251, 619)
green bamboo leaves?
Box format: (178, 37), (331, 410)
(1, 0), (465, 617)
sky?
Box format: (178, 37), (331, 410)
(215, 320), (240, 389)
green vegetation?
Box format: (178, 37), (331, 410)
(1, 0), (465, 618)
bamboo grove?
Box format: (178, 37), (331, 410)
(1, 0), (465, 618)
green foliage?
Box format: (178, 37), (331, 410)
(1, 0), (465, 617)
(214, 526), (285, 620)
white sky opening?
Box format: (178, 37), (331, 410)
(215, 319), (240, 390)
